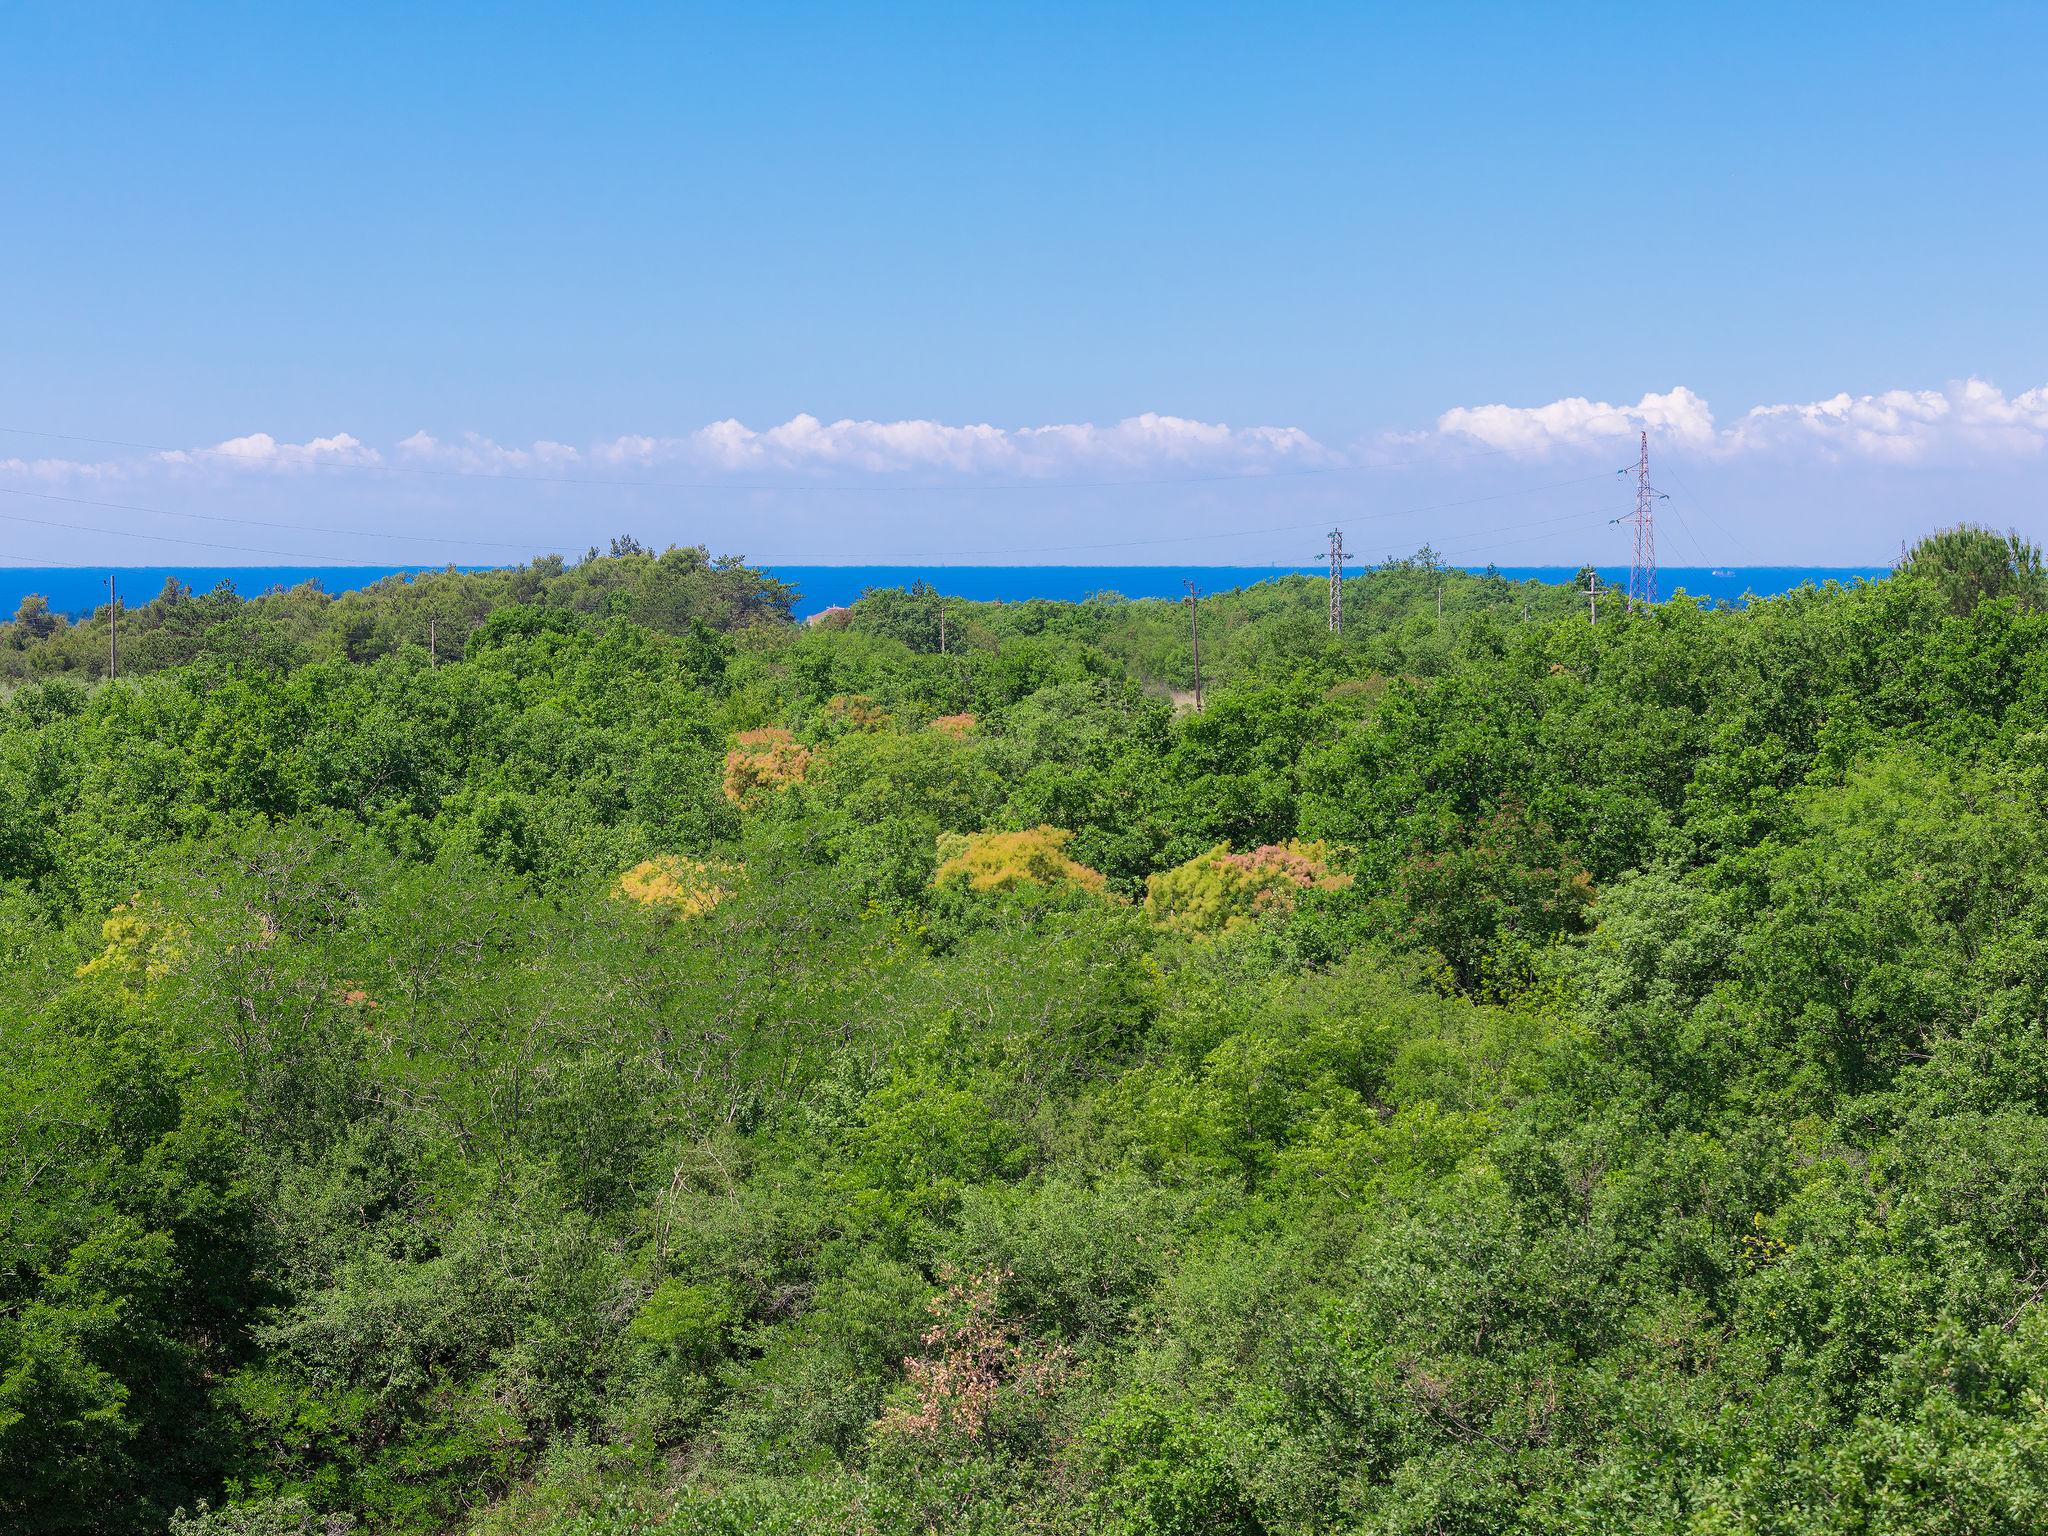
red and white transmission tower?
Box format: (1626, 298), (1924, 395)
(1625, 429), (1659, 612)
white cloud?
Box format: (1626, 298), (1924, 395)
(0, 453), (122, 482)
(1436, 378), (2048, 462)
(7, 385), (2043, 500)
(1729, 378), (2048, 462)
(592, 433), (669, 467)
(153, 431), (383, 471)
(1, 430), (384, 484)
(1436, 387), (1717, 453)
(0, 414), (1330, 499)
(598, 411), (1330, 477)
(397, 431), (583, 472)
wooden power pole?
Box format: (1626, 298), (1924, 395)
(106, 574), (118, 679)
(1183, 580), (1203, 711)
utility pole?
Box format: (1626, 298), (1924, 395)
(1183, 580), (1203, 711)
(1625, 429), (1659, 613)
(105, 574), (118, 679)
(1436, 579), (1443, 623)
(939, 609), (947, 655)
(428, 617), (438, 666)
(1585, 569), (1602, 625)
(1317, 527), (1351, 632)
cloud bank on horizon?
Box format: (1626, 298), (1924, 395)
(2, 377), (2041, 571)
(0, 413), (1330, 484)
(5, 378), (2046, 489)
(1435, 378), (2048, 463)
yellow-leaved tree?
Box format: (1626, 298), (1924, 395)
(1144, 840), (1351, 936)
(616, 855), (742, 920)
(74, 894), (187, 997)
(932, 826), (1107, 895)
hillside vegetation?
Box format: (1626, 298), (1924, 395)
(5, 527), (2048, 1535)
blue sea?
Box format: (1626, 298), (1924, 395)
(2, 564), (1893, 622)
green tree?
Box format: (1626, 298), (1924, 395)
(1902, 523), (2046, 614)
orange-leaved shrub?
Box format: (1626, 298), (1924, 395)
(1144, 839), (1352, 936)
(825, 693), (893, 732)
(722, 726), (810, 807)
(616, 854), (741, 919)
(932, 826), (1107, 895)
(927, 712), (977, 739)
(874, 1267), (1070, 1445)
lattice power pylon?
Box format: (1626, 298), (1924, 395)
(1626, 430), (1658, 612)
(1318, 527), (1352, 632)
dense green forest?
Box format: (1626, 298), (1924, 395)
(6, 526), (2048, 1535)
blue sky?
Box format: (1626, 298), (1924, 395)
(3, 2), (2044, 567)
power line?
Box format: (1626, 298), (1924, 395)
(0, 504), (1624, 630)
(1657, 460), (1754, 562)
(0, 490), (1612, 572)
(0, 460), (1619, 569)
(863, 470), (1619, 560)
(1411, 510), (1618, 563)
(1664, 496), (1710, 563)
(0, 485), (536, 552)
(0, 505), (357, 563)
(1063, 509), (1614, 592)
(1363, 507), (1611, 563)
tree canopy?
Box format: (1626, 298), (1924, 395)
(6, 527), (2048, 1534)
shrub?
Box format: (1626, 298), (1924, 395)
(170, 1497), (355, 1536)
(723, 727), (811, 807)
(464, 604), (584, 655)
(873, 1268), (1069, 1447)
(932, 826), (1107, 895)
(616, 855), (740, 919)
(824, 693), (893, 732)
(1394, 804), (1594, 994)
(74, 893), (188, 993)
(1144, 840), (1351, 936)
